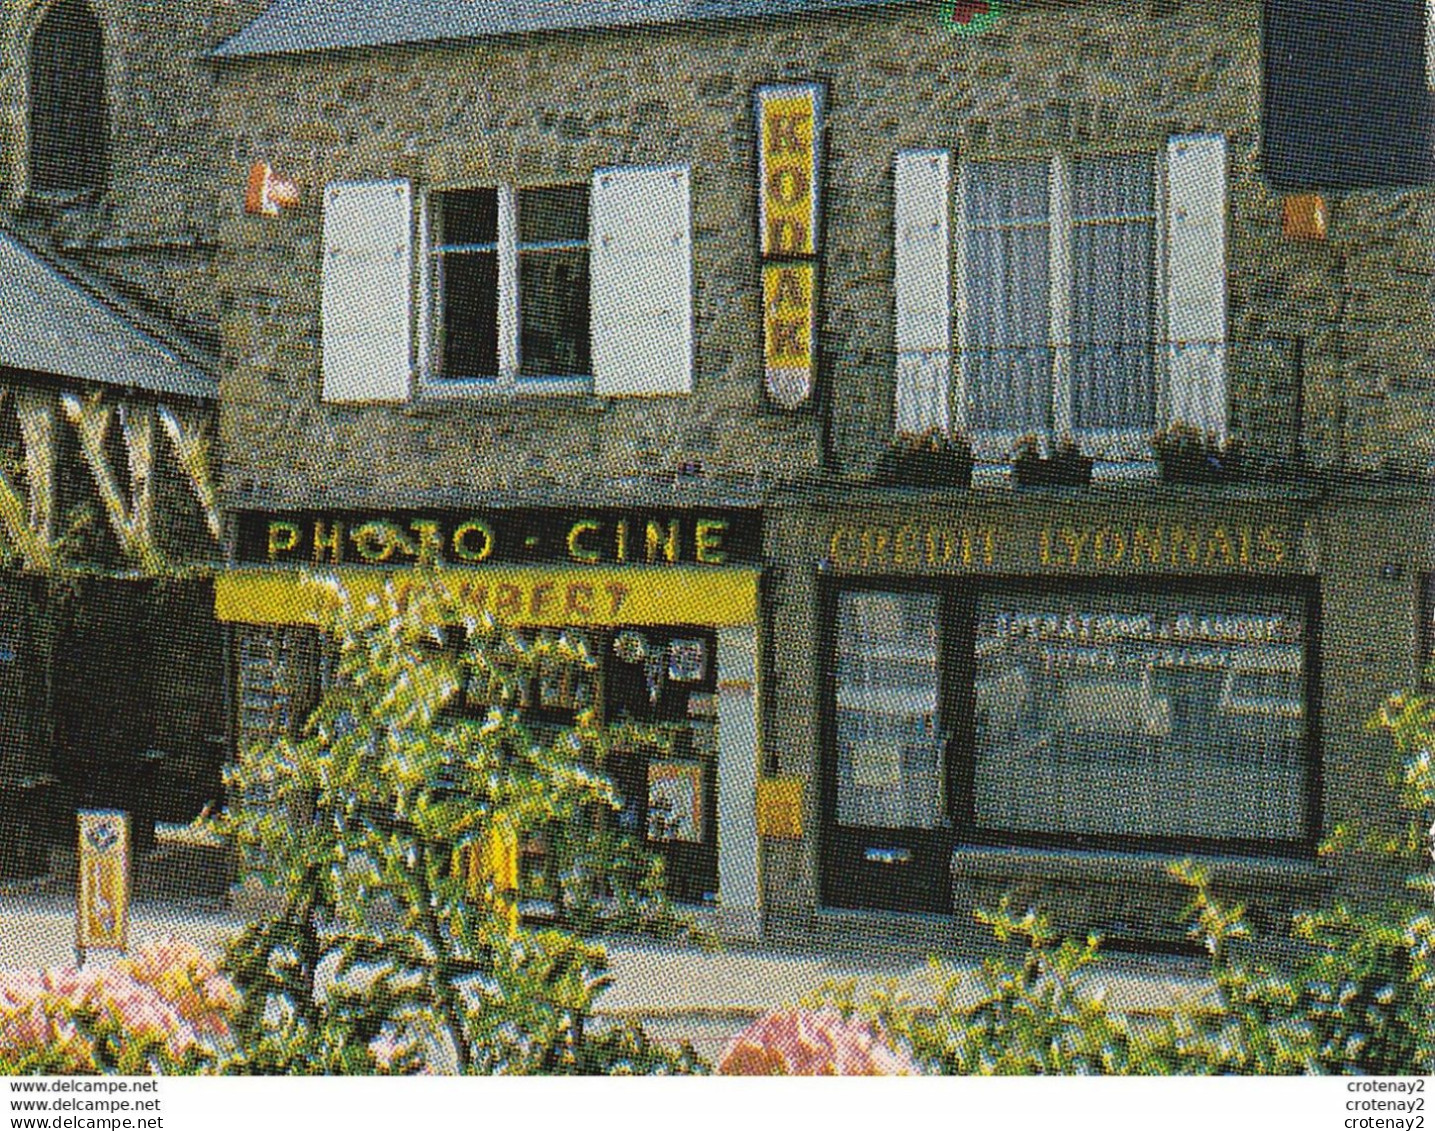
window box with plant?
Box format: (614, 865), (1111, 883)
(1010, 433), (1093, 487)
(1152, 422), (1243, 484)
(876, 430), (974, 489)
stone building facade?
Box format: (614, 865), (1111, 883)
(1, 0), (1431, 951)
(191, 0), (1435, 950)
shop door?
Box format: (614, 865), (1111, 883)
(821, 589), (953, 914)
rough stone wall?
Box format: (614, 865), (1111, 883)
(0, 0), (266, 354)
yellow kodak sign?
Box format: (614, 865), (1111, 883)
(77, 810), (129, 952)
(764, 262), (814, 368)
(758, 85), (819, 257)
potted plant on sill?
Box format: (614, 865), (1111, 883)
(875, 428), (974, 489)
(1011, 433), (1093, 487)
(1152, 422), (1243, 484)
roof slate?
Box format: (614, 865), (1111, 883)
(212, 0), (903, 58)
(0, 233), (215, 399)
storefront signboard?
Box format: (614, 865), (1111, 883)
(757, 84), (819, 257)
(826, 519), (1299, 573)
(757, 82), (822, 409)
(216, 566), (759, 628)
(239, 508), (759, 568)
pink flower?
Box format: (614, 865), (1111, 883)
(0, 943), (240, 1069)
(717, 1008), (918, 1076)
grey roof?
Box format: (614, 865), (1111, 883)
(0, 233), (214, 399)
(213, 0), (902, 58)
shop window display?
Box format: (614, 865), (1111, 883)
(823, 579), (1317, 914)
(972, 589), (1310, 845)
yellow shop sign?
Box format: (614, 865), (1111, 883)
(757, 84), (820, 257)
(216, 566), (759, 628)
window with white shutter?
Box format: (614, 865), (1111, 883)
(893, 150), (952, 435)
(590, 165), (693, 397)
(944, 139), (1226, 457)
(321, 180), (413, 403)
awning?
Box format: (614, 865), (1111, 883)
(215, 566), (759, 627)
(0, 232), (214, 399)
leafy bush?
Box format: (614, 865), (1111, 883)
(212, 570), (708, 1074)
(801, 685), (1435, 1076)
(0, 938), (239, 1074)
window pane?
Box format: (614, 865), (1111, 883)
(519, 249), (591, 377)
(964, 162), (1052, 432)
(438, 188), (497, 246)
(440, 250), (499, 377)
(30, 0), (108, 192)
(1071, 156), (1155, 432)
(972, 590), (1308, 843)
(1072, 154), (1153, 220)
(518, 184), (588, 244)
(966, 160), (1049, 224)
(834, 591), (943, 830)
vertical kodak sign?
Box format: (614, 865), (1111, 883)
(757, 84), (822, 409)
(77, 810), (130, 954)
(763, 262), (815, 408)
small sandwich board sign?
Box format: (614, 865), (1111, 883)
(77, 809), (130, 961)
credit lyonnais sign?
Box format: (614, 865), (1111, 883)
(827, 519), (1301, 572)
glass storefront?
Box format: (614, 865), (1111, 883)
(972, 588), (1308, 843)
(234, 620), (723, 907)
(822, 577), (1318, 914)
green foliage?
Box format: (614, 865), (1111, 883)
(212, 570), (707, 1074)
(799, 684), (1435, 1076)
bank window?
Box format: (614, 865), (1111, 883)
(961, 154), (1156, 451)
(833, 591), (944, 830)
(970, 587), (1311, 847)
(429, 184), (591, 388)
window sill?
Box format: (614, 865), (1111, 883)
(409, 380), (608, 415)
(969, 461), (1159, 488)
(951, 843), (1328, 894)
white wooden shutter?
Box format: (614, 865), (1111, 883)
(321, 180), (412, 403)
(590, 166), (693, 396)
(893, 150), (952, 434)
(1165, 135), (1227, 437)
